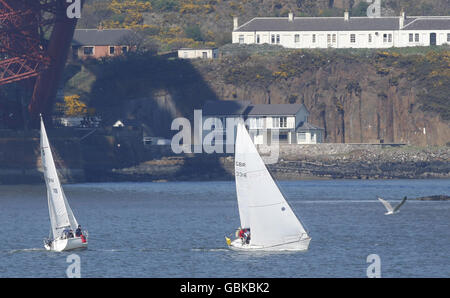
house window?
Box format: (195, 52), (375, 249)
(109, 46), (115, 55)
(279, 133), (288, 141)
(274, 117), (287, 128)
(122, 46), (128, 53)
(328, 34), (337, 45)
(83, 46), (94, 55)
(239, 35), (244, 44)
(202, 52), (208, 59)
(383, 34), (392, 43)
(350, 34), (356, 43)
(271, 34), (275, 44)
(298, 133), (306, 143)
(415, 33), (419, 42)
(249, 117), (264, 129)
(409, 33), (414, 42)
(368, 34), (372, 43)
(276, 34), (280, 44)
(257, 117), (264, 129)
(448, 33), (450, 42)
(294, 34), (300, 43)
(256, 34), (260, 44)
(312, 34), (316, 43)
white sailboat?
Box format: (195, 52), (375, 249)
(226, 122), (311, 251)
(40, 115), (88, 252)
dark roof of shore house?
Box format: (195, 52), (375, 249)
(202, 100), (251, 116)
(72, 29), (133, 46)
(247, 103), (307, 116)
(234, 16), (450, 32)
(202, 101), (307, 116)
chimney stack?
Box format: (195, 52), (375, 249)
(288, 11), (294, 22)
(399, 10), (406, 29)
(344, 10), (349, 21)
(233, 16), (239, 30)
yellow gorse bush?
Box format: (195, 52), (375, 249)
(102, 0), (152, 29)
(56, 95), (88, 117)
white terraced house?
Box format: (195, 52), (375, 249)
(232, 11), (450, 49)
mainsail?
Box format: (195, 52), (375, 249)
(40, 116), (78, 239)
(234, 122), (308, 247)
(235, 123), (251, 229)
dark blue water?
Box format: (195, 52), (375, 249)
(0, 179), (449, 278)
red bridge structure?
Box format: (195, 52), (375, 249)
(0, 0), (83, 127)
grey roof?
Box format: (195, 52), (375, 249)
(72, 29), (134, 46)
(247, 103), (306, 116)
(296, 121), (324, 131)
(402, 18), (450, 30)
(202, 101), (307, 116)
(202, 100), (251, 116)
(234, 16), (450, 32)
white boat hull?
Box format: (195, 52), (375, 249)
(44, 237), (88, 252)
(228, 237), (311, 252)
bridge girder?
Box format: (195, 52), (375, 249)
(0, 0), (83, 126)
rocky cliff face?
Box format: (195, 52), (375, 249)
(191, 48), (450, 146)
(62, 48), (449, 147)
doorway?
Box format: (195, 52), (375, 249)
(430, 33), (437, 45)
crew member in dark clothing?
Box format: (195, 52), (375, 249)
(75, 225), (82, 237)
(243, 229), (251, 244)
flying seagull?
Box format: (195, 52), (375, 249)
(378, 196), (407, 215)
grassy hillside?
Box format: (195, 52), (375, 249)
(78, 0), (450, 51)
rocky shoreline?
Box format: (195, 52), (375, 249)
(1, 133), (449, 184)
(109, 144), (450, 181)
(413, 195), (450, 201)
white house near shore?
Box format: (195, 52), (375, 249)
(232, 11), (450, 49)
(178, 48), (218, 59)
(202, 100), (324, 146)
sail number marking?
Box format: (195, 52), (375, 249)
(235, 171), (247, 178)
(235, 161), (246, 167)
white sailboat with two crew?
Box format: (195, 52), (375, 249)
(226, 122), (311, 251)
(40, 115), (88, 252)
